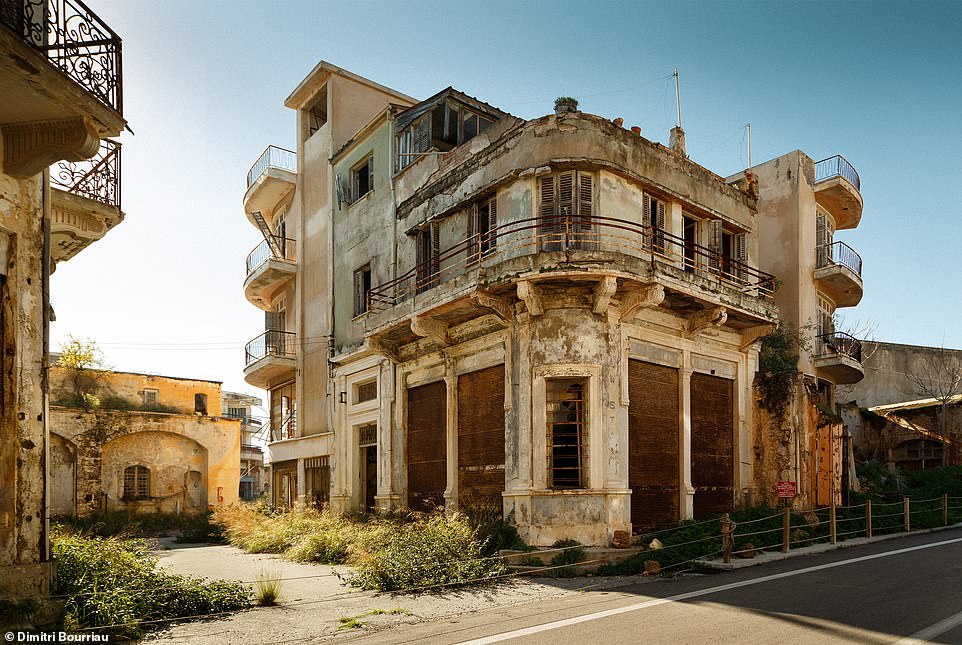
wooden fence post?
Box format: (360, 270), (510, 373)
(944, 494), (949, 526)
(782, 506), (791, 553)
(721, 513), (733, 564)
(866, 500), (872, 538)
(830, 503), (837, 544)
(904, 497), (911, 532)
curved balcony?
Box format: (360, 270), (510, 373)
(814, 332), (864, 385)
(243, 330), (295, 389)
(815, 240), (863, 308)
(814, 156), (862, 230)
(244, 236), (296, 310)
(244, 145), (296, 226)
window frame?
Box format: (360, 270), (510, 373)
(123, 465), (150, 500)
(353, 263), (372, 318)
(350, 154), (374, 204)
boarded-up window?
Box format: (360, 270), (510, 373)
(546, 379), (588, 489)
(628, 360), (680, 532)
(457, 365), (505, 511)
(407, 381), (447, 511)
(691, 372), (734, 519)
(123, 465), (149, 500)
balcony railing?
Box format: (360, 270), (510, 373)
(245, 330), (295, 366)
(368, 213), (777, 310)
(50, 138), (120, 208)
(246, 236), (296, 276)
(1, 0), (123, 113)
(814, 155), (860, 191)
(817, 332), (862, 363)
(816, 240), (862, 277)
(247, 145), (296, 188)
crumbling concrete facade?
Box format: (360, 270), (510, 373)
(736, 150), (866, 508)
(242, 64), (816, 546)
(47, 368), (240, 516)
(1, 0), (127, 605)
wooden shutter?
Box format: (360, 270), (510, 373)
(467, 205), (478, 262)
(655, 199), (666, 252)
(367, 155), (374, 193)
(558, 171), (574, 221)
(707, 220), (722, 271)
(642, 194), (652, 250)
(690, 373), (734, 519)
(457, 365), (506, 510)
(335, 173), (346, 206)
(487, 195), (498, 251)
(430, 222), (440, 277)
(265, 310), (281, 330)
(733, 233), (748, 282)
(353, 269), (363, 316)
(816, 213), (830, 267)
(577, 172), (593, 231)
(407, 381), (447, 511)
(415, 117), (430, 154)
(539, 175), (561, 249)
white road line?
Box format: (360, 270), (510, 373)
(893, 609), (962, 645)
(459, 536), (962, 645)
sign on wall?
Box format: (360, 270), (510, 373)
(777, 481), (797, 498)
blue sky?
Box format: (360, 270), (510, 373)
(49, 0), (962, 403)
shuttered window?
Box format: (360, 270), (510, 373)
(458, 366), (506, 510)
(690, 373), (734, 519)
(415, 223), (440, 293)
(707, 219), (723, 272)
(123, 465), (150, 500)
(350, 154), (374, 203)
(816, 212), (833, 267)
(353, 264), (372, 317)
(468, 194), (498, 262)
(643, 194), (667, 252)
(407, 381), (447, 511)
(538, 171), (594, 249)
(546, 378), (589, 489)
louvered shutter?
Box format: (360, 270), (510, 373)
(430, 222), (440, 279)
(367, 155), (374, 194)
(816, 213), (830, 267)
(643, 194), (653, 250)
(416, 117), (430, 154)
(336, 173), (346, 206)
(265, 310), (280, 330)
(734, 233), (748, 282)
(577, 172), (593, 231)
(487, 196), (498, 252)
(539, 175), (561, 249)
(655, 200), (666, 252)
(353, 269), (363, 316)
(558, 171), (574, 222)
(416, 230), (427, 292)
(707, 220), (723, 272)
(467, 204), (478, 262)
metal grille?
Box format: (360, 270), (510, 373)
(628, 360), (680, 532)
(546, 379), (588, 489)
(356, 380), (377, 403)
(358, 424), (377, 447)
(50, 139), (121, 208)
(123, 465), (149, 500)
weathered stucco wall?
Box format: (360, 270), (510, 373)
(49, 366), (224, 415)
(0, 157), (49, 598)
(49, 407), (240, 516)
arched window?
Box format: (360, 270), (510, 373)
(123, 465), (150, 500)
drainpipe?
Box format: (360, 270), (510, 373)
(41, 170), (51, 565)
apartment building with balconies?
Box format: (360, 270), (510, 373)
(733, 151), (866, 507)
(242, 62), (792, 545)
(1, 0), (126, 606)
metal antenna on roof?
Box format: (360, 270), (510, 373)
(747, 122), (752, 171)
(674, 69), (682, 129)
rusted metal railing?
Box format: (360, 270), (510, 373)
(244, 330), (295, 367)
(368, 213), (777, 310)
(50, 138), (121, 208)
(814, 155), (860, 191)
(1, 0), (123, 113)
(816, 331), (862, 363)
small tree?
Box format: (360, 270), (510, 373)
(56, 336), (110, 410)
(905, 345), (962, 466)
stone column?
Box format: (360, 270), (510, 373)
(680, 358), (695, 520)
(443, 360), (458, 512)
(375, 359), (400, 510)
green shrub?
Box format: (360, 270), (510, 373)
(176, 512), (225, 544)
(99, 395), (136, 411)
(285, 529), (350, 563)
(549, 539), (584, 566)
(53, 531), (251, 637)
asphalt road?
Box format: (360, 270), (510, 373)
(344, 528), (962, 645)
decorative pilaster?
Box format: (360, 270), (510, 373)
(2, 117), (100, 178)
(443, 359), (458, 512)
(680, 361), (694, 520)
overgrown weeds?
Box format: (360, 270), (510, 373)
(53, 510), (223, 543)
(213, 505), (506, 592)
(255, 568), (282, 606)
(52, 530), (251, 637)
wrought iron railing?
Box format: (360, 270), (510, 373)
(247, 145), (296, 188)
(246, 236), (296, 276)
(245, 330), (295, 366)
(816, 240), (862, 277)
(814, 155), (860, 191)
(368, 213), (777, 310)
(1, 0), (123, 113)
(817, 332), (862, 363)
(50, 138), (120, 207)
